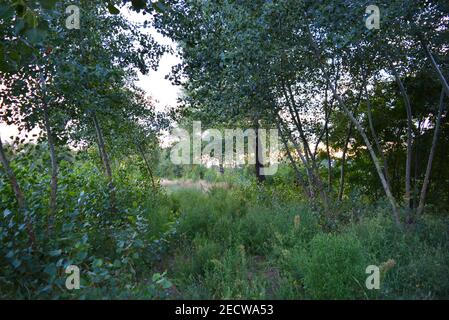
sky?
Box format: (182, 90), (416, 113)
(0, 7), (181, 142)
(124, 7), (182, 113)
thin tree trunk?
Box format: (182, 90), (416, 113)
(413, 124), (420, 211)
(254, 119), (265, 183)
(306, 29), (401, 226)
(282, 85), (326, 191)
(0, 138), (35, 246)
(325, 90), (332, 193)
(277, 114), (315, 198)
(332, 86), (400, 226)
(92, 112), (117, 213)
(312, 97), (334, 160)
(391, 64), (413, 218)
(422, 43), (449, 97)
(337, 78), (365, 201)
(284, 84), (314, 162)
(417, 89), (445, 215)
(42, 107), (58, 230)
(137, 143), (157, 191)
(338, 123), (352, 201)
(39, 69), (58, 231)
(276, 119), (309, 197)
(365, 87), (391, 185)
(278, 114), (330, 206)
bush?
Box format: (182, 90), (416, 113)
(299, 232), (368, 299)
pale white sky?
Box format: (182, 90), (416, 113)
(124, 7), (182, 113)
(0, 7), (181, 142)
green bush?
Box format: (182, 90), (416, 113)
(299, 232), (368, 299)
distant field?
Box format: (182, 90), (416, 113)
(160, 179), (230, 193)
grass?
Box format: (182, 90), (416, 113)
(154, 185), (449, 300)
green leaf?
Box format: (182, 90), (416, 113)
(14, 19), (25, 35)
(93, 258), (103, 267)
(44, 263), (57, 277)
(12, 259), (22, 269)
(131, 0), (147, 10)
(3, 209), (11, 218)
(15, 3), (26, 18)
(76, 251), (88, 261)
(108, 4), (120, 15)
(49, 249), (62, 257)
(24, 28), (46, 44)
(38, 0), (58, 9)
(6, 250), (14, 258)
(0, 4), (14, 20)
(153, 1), (167, 13)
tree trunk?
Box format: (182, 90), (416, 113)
(312, 98), (333, 161)
(417, 89), (445, 215)
(277, 114), (330, 206)
(137, 143), (157, 191)
(337, 78), (365, 201)
(92, 112), (117, 213)
(325, 93), (332, 193)
(254, 119), (265, 183)
(282, 84), (325, 191)
(338, 123), (352, 201)
(42, 107), (58, 232)
(391, 64), (413, 218)
(333, 87), (400, 226)
(0, 138), (35, 246)
(365, 87), (391, 185)
(283, 84), (313, 161)
(306, 28), (401, 226)
(277, 119), (309, 197)
(413, 127), (420, 211)
(40, 69), (58, 231)
(422, 43), (449, 97)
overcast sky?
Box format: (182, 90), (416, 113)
(124, 7), (182, 113)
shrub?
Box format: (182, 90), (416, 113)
(299, 232), (368, 299)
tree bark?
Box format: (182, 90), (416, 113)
(39, 67), (58, 231)
(42, 107), (58, 230)
(337, 78), (365, 201)
(276, 119), (309, 197)
(281, 84), (325, 191)
(254, 119), (265, 183)
(277, 114), (330, 206)
(390, 64), (413, 218)
(417, 89), (445, 215)
(306, 29), (401, 227)
(338, 123), (352, 201)
(325, 88), (332, 193)
(283, 83), (314, 162)
(137, 143), (157, 191)
(365, 86), (391, 185)
(422, 43), (449, 97)
(312, 98), (333, 161)
(92, 112), (117, 213)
